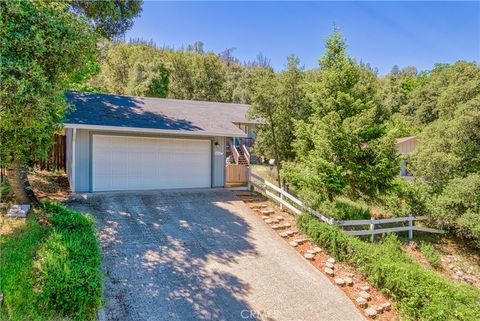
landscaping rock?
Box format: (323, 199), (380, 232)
(275, 215), (284, 221)
(286, 230), (296, 236)
(359, 285), (370, 292)
(293, 238), (307, 244)
(261, 209), (275, 215)
(334, 278), (345, 286)
(381, 302), (391, 311)
(304, 253), (315, 260)
(6, 204), (30, 218)
(261, 215), (270, 219)
(271, 218), (280, 224)
(345, 272), (355, 278)
(280, 232), (289, 238)
(289, 241), (299, 247)
(372, 305), (384, 313)
(282, 223), (291, 228)
(327, 257), (336, 264)
(306, 249), (316, 255)
(344, 277), (353, 286)
(325, 262), (334, 269)
(324, 267), (334, 276)
(264, 219), (272, 224)
(359, 291), (371, 300)
(355, 297), (368, 308)
(312, 246), (322, 253)
(365, 307), (377, 318)
(272, 225), (282, 230)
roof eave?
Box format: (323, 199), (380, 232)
(63, 123), (248, 138)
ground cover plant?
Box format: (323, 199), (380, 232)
(0, 202), (102, 321)
(297, 213), (480, 321)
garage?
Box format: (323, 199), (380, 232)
(64, 92), (250, 192)
(92, 135), (211, 192)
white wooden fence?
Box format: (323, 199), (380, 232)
(249, 173), (445, 240)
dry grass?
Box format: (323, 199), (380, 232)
(251, 164), (279, 186)
(29, 169), (70, 202)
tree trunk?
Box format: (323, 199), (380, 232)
(268, 115), (282, 187)
(5, 160), (39, 206)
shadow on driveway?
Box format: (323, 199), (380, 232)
(67, 189), (263, 321)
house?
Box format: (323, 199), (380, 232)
(395, 136), (417, 177)
(64, 92), (257, 192)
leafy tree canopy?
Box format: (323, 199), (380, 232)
(283, 31), (399, 202)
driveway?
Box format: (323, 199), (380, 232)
(66, 189), (364, 321)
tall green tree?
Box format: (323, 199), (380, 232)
(251, 55), (309, 185)
(283, 31), (399, 203)
(0, 0), (142, 204)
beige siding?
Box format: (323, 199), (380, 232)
(396, 137), (417, 155)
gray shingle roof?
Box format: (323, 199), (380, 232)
(64, 92), (254, 137)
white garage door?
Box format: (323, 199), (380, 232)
(92, 135), (211, 192)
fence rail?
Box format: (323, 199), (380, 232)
(249, 173), (444, 240)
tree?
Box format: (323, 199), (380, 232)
(249, 70), (283, 186)
(0, 0), (142, 204)
(410, 100), (480, 192)
(401, 62), (480, 125)
(283, 30), (399, 202)
(431, 173), (480, 246)
(251, 55), (309, 181)
(92, 43), (169, 97)
(67, 0), (143, 39)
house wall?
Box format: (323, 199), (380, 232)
(396, 138), (417, 155)
(235, 122), (257, 139)
(74, 129), (91, 192)
(212, 136), (226, 188)
(65, 128), (73, 190)
(68, 129), (226, 192)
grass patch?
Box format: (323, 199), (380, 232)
(0, 202), (102, 321)
(297, 213), (480, 321)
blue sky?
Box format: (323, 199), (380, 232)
(125, 1), (480, 75)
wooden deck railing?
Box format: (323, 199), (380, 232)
(249, 173), (445, 240)
(241, 144), (250, 165)
(229, 142), (240, 164)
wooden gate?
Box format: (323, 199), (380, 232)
(33, 134), (66, 171)
(226, 164), (249, 186)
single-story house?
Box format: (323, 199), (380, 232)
(395, 136), (417, 177)
(64, 92), (257, 192)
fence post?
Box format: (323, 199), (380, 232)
(408, 214), (413, 240)
(247, 166), (251, 191)
(279, 183), (284, 210)
(370, 217), (375, 242)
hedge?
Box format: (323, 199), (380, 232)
(297, 213), (480, 321)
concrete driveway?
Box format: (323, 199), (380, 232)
(66, 189), (364, 321)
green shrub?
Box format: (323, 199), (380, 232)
(419, 242), (441, 268)
(431, 173), (480, 247)
(35, 202), (102, 320)
(374, 178), (429, 217)
(318, 197), (371, 220)
(298, 213), (480, 320)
